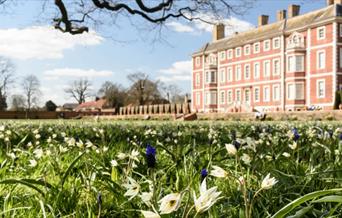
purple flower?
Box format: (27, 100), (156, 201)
(146, 144), (156, 168)
(233, 140), (241, 150)
(201, 168), (208, 181)
(339, 133), (342, 141)
(292, 128), (300, 141)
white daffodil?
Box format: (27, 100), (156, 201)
(237, 176), (245, 185)
(282, 152), (291, 157)
(7, 152), (16, 160)
(130, 149), (140, 162)
(140, 192), (153, 206)
(35, 134), (41, 139)
(33, 148), (44, 159)
(123, 177), (140, 200)
(141, 210), (160, 218)
(5, 130), (11, 135)
(52, 133), (57, 139)
(193, 178), (222, 213)
(261, 173), (278, 190)
(289, 142), (297, 150)
(117, 152), (127, 160)
(110, 159), (118, 167)
(47, 137), (52, 143)
(103, 146), (109, 152)
(210, 166), (228, 178)
(33, 129), (39, 134)
(29, 159), (37, 167)
(241, 154), (251, 165)
(0, 125), (5, 131)
(159, 193), (182, 214)
(225, 143), (237, 155)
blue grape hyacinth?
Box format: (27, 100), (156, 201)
(201, 168), (208, 181)
(146, 144), (156, 168)
(292, 128), (300, 141)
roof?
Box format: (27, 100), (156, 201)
(63, 103), (79, 109)
(74, 99), (107, 111)
(193, 4), (337, 55)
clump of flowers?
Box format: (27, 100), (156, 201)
(193, 178), (222, 213)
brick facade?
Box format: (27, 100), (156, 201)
(191, 3), (342, 113)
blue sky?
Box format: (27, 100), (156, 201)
(0, 0), (326, 105)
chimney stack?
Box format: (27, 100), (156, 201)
(258, 15), (269, 26)
(327, 0), (334, 5)
(276, 10), (287, 21)
(288, 5), (300, 18)
(212, 23), (225, 41)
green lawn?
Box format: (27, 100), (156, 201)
(0, 120), (341, 217)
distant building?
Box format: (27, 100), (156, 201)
(192, 1), (342, 112)
(74, 98), (108, 112)
(62, 103), (79, 111)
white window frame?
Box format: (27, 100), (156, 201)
(227, 67), (233, 82)
(273, 37), (280, 49)
(272, 84), (280, 101)
(220, 91), (225, 104)
(227, 90), (233, 103)
(254, 42), (260, 54)
(273, 58), (281, 75)
(317, 50), (326, 70)
(316, 79), (325, 98)
(263, 60), (271, 77)
(227, 49), (233, 59)
(195, 73), (200, 86)
(244, 45), (251, 55)
(340, 24), (342, 37)
(254, 87), (260, 102)
(210, 71), (216, 83)
(205, 71), (210, 84)
(196, 93), (201, 106)
(235, 89), (241, 102)
(219, 69), (226, 83)
(263, 86), (270, 102)
(317, 26), (326, 40)
(236, 65), (242, 81)
(287, 82), (305, 100)
(264, 40), (271, 51)
(287, 55), (304, 72)
(244, 89), (251, 103)
(195, 57), (200, 67)
(220, 51), (226, 61)
(235, 47), (242, 57)
(244, 64), (251, 80)
(254, 62), (260, 79)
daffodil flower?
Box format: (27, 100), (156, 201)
(193, 178), (222, 213)
(261, 173), (278, 190)
(210, 166), (228, 178)
(141, 210), (160, 218)
(158, 193), (182, 214)
(225, 143), (237, 155)
(123, 177), (140, 200)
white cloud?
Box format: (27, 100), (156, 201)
(157, 60), (191, 82)
(0, 26), (103, 60)
(43, 68), (113, 79)
(166, 22), (195, 33)
(167, 16), (254, 37)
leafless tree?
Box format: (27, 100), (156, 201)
(0, 57), (15, 110)
(98, 81), (126, 108)
(65, 78), (92, 104)
(10, 94), (25, 111)
(127, 72), (164, 105)
(22, 74), (41, 112)
(161, 83), (187, 104)
(51, 0), (255, 35)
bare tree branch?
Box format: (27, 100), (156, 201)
(65, 78), (92, 104)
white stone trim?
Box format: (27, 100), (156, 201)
(220, 79), (281, 89)
(220, 53), (281, 67)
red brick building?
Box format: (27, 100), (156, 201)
(192, 1), (342, 113)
